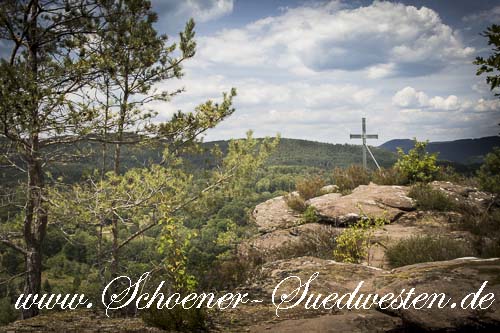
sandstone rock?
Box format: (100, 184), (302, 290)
(238, 223), (341, 260)
(306, 192), (342, 206)
(250, 256), (384, 297)
(320, 184), (339, 194)
(239, 257), (500, 332)
(374, 257), (500, 331)
(430, 181), (495, 208)
(310, 184), (414, 226)
(247, 312), (401, 333)
(0, 310), (163, 332)
(252, 196), (302, 233)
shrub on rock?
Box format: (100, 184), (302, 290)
(386, 235), (474, 268)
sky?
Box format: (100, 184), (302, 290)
(146, 0), (500, 144)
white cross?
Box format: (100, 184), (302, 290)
(350, 117), (380, 170)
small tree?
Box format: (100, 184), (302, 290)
(478, 147), (500, 195)
(0, 0), (99, 319)
(474, 24), (500, 95)
(395, 140), (438, 183)
(474, 25), (500, 196)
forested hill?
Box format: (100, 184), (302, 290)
(198, 138), (397, 169)
(380, 136), (500, 164)
(2, 136), (487, 184)
(0, 137), (397, 184)
(2, 136), (485, 184)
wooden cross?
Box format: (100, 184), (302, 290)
(350, 117), (379, 170)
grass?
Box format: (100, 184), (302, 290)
(408, 183), (456, 211)
(273, 226), (340, 260)
(284, 193), (307, 212)
(386, 235), (475, 268)
(295, 175), (325, 200)
(332, 165), (371, 194)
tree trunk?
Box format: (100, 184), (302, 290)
(22, 246), (42, 319)
(22, 155), (47, 319)
(109, 93), (127, 285)
(19, 0), (47, 319)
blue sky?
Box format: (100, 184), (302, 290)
(153, 1), (500, 143)
(1, 1), (497, 144)
(147, 0), (500, 145)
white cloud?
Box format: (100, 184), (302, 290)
(147, 1), (499, 143)
(474, 98), (500, 112)
(197, 1), (474, 77)
(182, 0), (233, 22)
(393, 86), (461, 111)
(463, 5), (500, 24)
(428, 95), (460, 111)
(392, 86), (500, 114)
(392, 86), (429, 108)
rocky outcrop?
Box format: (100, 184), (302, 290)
(374, 257), (500, 331)
(309, 183), (414, 226)
(238, 223), (340, 259)
(0, 310), (163, 332)
(238, 257), (500, 332)
(252, 183), (416, 233)
(430, 181), (495, 208)
(251, 196), (302, 233)
(247, 312), (401, 333)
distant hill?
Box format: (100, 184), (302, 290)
(0, 137), (398, 184)
(379, 136), (500, 165)
(3, 136), (492, 185)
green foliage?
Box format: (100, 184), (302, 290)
(395, 140), (439, 183)
(474, 24), (500, 95)
(142, 307), (207, 332)
(478, 147), (500, 195)
(140, 270), (208, 332)
(333, 215), (386, 264)
(409, 183), (456, 211)
(0, 297), (17, 326)
(284, 193), (307, 213)
(295, 175), (325, 200)
(332, 165), (371, 193)
(302, 206), (318, 224)
(386, 235), (474, 268)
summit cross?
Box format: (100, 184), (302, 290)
(350, 117), (380, 170)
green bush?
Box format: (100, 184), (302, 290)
(409, 183), (456, 211)
(284, 193), (307, 212)
(435, 165), (464, 184)
(332, 165), (371, 193)
(302, 206), (318, 223)
(478, 147), (500, 195)
(386, 235), (475, 268)
(333, 215), (386, 264)
(0, 297), (17, 326)
(142, 306), (208, 332)
(395, 140), (439, 183)
(295, 175), (325, 200)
